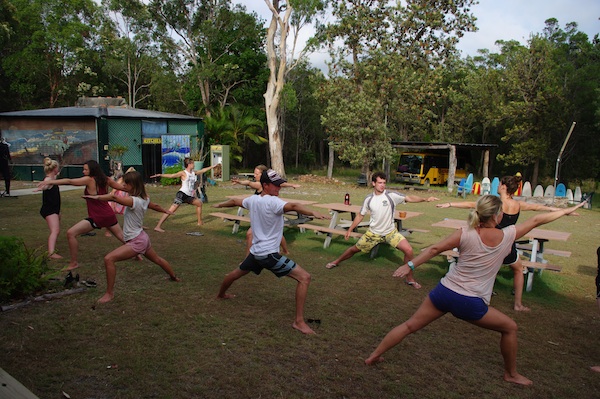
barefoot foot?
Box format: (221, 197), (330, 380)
(292, 321), (316, 335)
(504, 373), (533, 386)
(154, 227), (165, 233)
(514, 304), (531, 312)
(365, 355), (385, 365)
(217, 293), (236, 299)
(404, 279), (421, 289)
(64, 263), (79, 271)
(591, 366), (600, 373)
(49, 253), (63, 260)
(97, 293), (114, 303)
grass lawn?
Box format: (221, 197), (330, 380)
(1, 177), (600, 398)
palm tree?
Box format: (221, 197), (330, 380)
(204, 106), (267, 163)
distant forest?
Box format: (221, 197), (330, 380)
(1, 1), (598, 186)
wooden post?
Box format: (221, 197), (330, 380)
(483, 149), (489, 178)
(447, 145), (457, 193)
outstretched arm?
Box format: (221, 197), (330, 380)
(82, 193), (134, 207)
(37, 176), (89, 191)
(437, 201), (476, 209)
(518, 201), (574, 213)
(393, 229), (462, 278)
(405, 195), (439, 203)
(195, 163), (221, 175)
(281, 182), (300, 189)
(213, 198), (244, 209)
(148, 201), (174, 215)
(284, 202), (330, 220)
(514, 201), (587, 240)
(150, 171), (184, 179)
(231, 177), (262, 190)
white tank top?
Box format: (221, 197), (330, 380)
(180, 170), (197, 196)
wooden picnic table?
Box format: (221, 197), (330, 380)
(431, 218), (571, 291)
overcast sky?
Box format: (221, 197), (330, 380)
(234, 0), (600, 71)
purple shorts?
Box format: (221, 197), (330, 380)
(126, 231), (151, 255)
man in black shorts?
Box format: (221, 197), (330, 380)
(214, 169), (329, 334)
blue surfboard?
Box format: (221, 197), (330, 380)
(463, 174), (473, 198)
(490, 177), (499, 196)
(555, 183), (566, 198)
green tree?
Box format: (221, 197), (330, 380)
(148, 0), (267, 116)
(204, 106), (267, 163)
(2, 0), (102, 108)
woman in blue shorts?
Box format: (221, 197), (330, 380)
(365, 195), (586, 386)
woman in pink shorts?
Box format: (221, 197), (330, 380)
(83, 170), (180, 303)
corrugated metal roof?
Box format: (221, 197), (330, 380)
(0, 106), (202, 121)
(391, 141), (497, 149)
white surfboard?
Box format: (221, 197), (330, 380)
(544, 185), (555, 197)
(574, 186), (582, 202)
(566, 189), (574, 203)
(481, 177), (491, 195)
(521, 181), (532, 197)
(533, 185), (544, 197)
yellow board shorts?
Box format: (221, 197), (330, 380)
(355, 229), (405, 253)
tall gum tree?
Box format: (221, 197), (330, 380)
(263, 0), (325, 176)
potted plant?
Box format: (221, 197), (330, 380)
(190, 139), (207, 170)
(107, 144), (128, 177)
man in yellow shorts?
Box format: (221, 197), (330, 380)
(325, 172), (438, 288)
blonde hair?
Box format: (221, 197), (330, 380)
(43, 157), (59, 174)
(467, 195), (503, 229)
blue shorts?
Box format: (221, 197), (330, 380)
(429, 282), (488, 321)
(240, 253), (297, 277)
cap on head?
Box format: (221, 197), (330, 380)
(260, 169), (287, 186)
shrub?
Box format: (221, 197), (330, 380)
(159, 165), (183, 186)
(0, 236), (56, 303)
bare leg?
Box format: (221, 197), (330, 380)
(193, 198), (203, 226)
(155, 203), (178, 232)
(286, 265), (315, 334)
(396, 239), (420, 288)
(366, 296), (445, 364)
(45, 213), (62, 259)
(106, 223), (125, 244)
(245, 228), (253, 256)
(217, 268), (250, 299)
(143, 247), (179, 281)
(98, 244), (137, 303)
(65, 219), (95, 270)
(280, 236), (290, 255)
(326, 245), (361, 268)
(511, 260), (530, 312)
(469, 306), (532, 385)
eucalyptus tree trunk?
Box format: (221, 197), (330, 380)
(264, 0), (291, 176)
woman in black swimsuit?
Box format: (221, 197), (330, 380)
(38, 158), (62, 259)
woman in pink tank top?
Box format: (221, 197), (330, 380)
(365, 195), (586, 386)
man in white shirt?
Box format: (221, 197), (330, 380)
(325, 172), (438, 289)
(214, 169), (329, 334)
